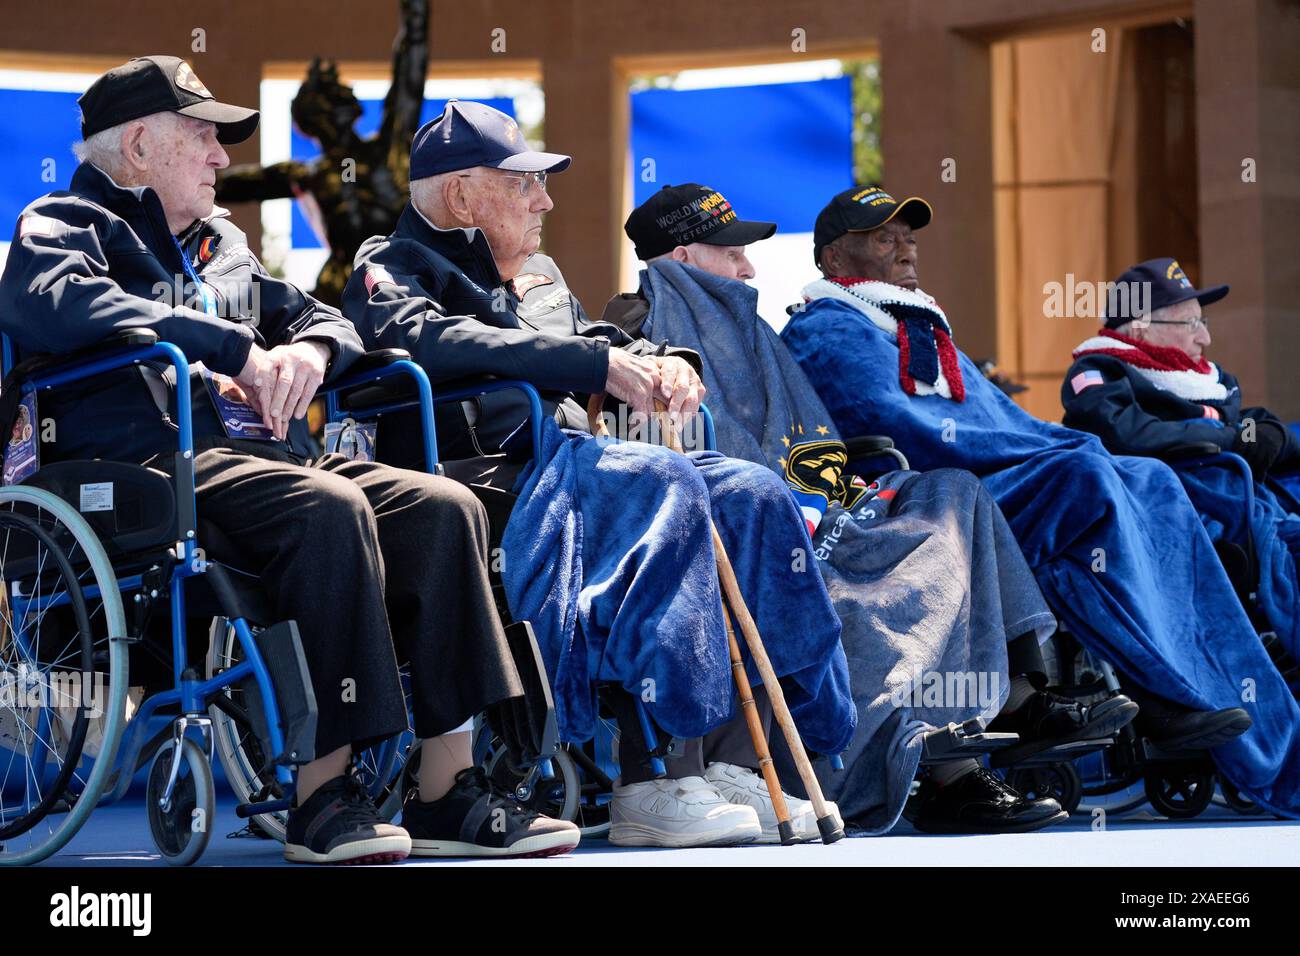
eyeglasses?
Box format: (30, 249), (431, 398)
(456, 170), (548, 197)
(1146, 316), (1209, 332)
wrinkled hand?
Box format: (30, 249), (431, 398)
(234, 341), (329, 440)
(604, 348), (662, 417)
(652, 355), (706, 424)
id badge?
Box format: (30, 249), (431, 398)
(201, 367), (276, 440)
(324, 419), (377, 462)
(3, 392), (40, 484)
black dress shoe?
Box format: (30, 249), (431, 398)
(1139, 706), (1253, 752)
(906, 767), (1068, 834)
(988, 690), (1139, 763)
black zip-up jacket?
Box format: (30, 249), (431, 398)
(1061, 352), (1300, 467)
(0, 163), (363, 465)
(344, 204), (699, 460)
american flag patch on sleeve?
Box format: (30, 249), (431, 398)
(1071, 370), (1104, 394)
(19, 214), (58, 239)
(363, 265), (397, 296)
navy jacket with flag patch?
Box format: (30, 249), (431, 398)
(1061, 353), (1299, 465)
(344, 204), (698, 460)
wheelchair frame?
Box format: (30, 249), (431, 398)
(0, 330), (438, 864)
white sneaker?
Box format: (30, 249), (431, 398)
(705, 761), (842, 844)
(609, 775), (763, 848)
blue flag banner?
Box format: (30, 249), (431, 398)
(0, 88), (83, 234)
(630, 77), (853, 234)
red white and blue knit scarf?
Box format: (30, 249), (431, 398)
(1071, 328), (1228, 404)
(802, 277), (965, 401)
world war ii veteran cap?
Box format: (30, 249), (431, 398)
(78, 55), (259, 144)
(624, 183), (776, 261)
(409, 100), (571, 179)
(813, 185), (932, 267)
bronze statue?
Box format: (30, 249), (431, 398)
(216, 0), (428, 305)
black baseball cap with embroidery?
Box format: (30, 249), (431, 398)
(78, 55), (259, 144)
(624, 184), (776, 261)
(813, 185), (932, 267)
(1102, 257), (1229, 328)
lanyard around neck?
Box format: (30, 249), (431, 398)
(172, 234), (218, 317)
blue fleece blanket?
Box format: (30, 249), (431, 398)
(500, 421), (855, 754)
(642, 262), (853, 530)
(807, 469), (1056, 829)
(782, 295), (1300, 817)
(1174, 461), (1300, 662)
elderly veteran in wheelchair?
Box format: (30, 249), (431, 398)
(0, 56), (579, 862)
(1061, 257), (1300, 685)
(344, 101), (854, 847)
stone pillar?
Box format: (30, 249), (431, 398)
(1194, 0), (1300, 417)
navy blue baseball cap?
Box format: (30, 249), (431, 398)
(409, 101), (571, 180)
(1102, 257), (1229, 328)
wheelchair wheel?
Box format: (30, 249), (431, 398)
(146, 736), (214, 866)
(1004, 762), (1082, 815)
(484, 742), (576, 818)
(207, 618), (288, 841)
(1217, 774), (1265, 816)
(1144, 765), (1215, 819)
(0, 485), (128, 866)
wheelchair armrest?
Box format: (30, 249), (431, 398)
(1153, 441), (1223, 462)
(5, 328), (161, 389)
(843, 435), (896, 461)
(335, 347), (410, 377)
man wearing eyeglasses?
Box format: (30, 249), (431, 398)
(1062, 257), (1300, 670)
(344, 100), (854, 848)
(1062, 257), (1300, 480)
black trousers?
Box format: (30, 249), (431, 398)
(182, 442), (522, 756)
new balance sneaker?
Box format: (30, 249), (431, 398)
(609, 775), (762, 848)
(704, 761), (841, 844)
(284, 773), (411, 865)
(401, 766), (580, 858)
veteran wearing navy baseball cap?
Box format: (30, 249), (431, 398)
(1064, 254), (1299, 481)
(1100, 256), (1229, 331)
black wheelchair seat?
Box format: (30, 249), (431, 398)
(20, 459), (178, 563)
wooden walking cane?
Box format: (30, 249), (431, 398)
(588, 394), (843, 844)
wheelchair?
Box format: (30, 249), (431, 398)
(0, 330), (470, 864)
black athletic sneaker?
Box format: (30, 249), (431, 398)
(906, 767), (1068, 834)
(402, 766), (581, 858)
(284, 773), (412, 865)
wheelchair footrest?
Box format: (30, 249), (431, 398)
(237, 796), (295, 819)
(989, 737), (1113, 769)
(234, 620), (318, 768)
(919, 718), (1019, 765)
(484, 621), (559, 770)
